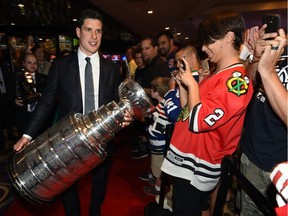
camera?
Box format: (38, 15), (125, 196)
(15, 69), (42, 104)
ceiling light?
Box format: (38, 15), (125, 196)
(177, 33), (181, 35)
(165, 27), (169, 30)
(72, 18), (77, 22)
(147, 10), (153, 14)
(185, 37), (189, 40)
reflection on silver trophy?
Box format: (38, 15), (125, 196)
(8, 78), (155, 204)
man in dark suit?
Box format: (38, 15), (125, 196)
(14, 53), (47, 136)
(14, 9), (132, 216)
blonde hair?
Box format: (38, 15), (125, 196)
(151, 77), (170, 98)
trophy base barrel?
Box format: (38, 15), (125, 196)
(8, 158), (53, 205)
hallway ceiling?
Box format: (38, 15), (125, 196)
(89, 0), (287, 41)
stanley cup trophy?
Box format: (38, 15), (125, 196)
(8, 78), (155, 205)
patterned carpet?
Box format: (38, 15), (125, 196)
(0, 149), (16, 216)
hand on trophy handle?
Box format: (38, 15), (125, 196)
(13, 136), (30, 152)
(121, 110), (134, 127)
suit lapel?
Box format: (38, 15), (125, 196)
(68, 53), (83, 112)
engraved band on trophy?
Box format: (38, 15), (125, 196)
(8, 78), (155, 205)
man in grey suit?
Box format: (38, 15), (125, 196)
(14, 9), (132, 216)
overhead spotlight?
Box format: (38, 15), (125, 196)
(11, 23), (15, 25)
(147, 10), (153, 14)
(72, 18), (77, 22)
(177, 32), (181, 35)
(185, 37), (189, 40)
(165, 27), (170, 30)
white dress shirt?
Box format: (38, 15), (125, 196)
(78, 49), (100, 113)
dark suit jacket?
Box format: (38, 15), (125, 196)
(25, 52), (121, 138)
(14, 71), (48, 135)
(15, 72), (47, 104)
(141, 55), (170, 89)
(1, 66), (16, 105)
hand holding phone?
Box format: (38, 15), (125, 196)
(180, 59), (186, 71)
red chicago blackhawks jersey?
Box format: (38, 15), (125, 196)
(161, 63), (253, 191)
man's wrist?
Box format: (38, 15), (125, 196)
(22, 134), (32, 141)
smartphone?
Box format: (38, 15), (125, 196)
(180, 59), (186, 71)
(263, 14), (280, 33)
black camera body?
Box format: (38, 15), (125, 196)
(15, 69), (42, 104)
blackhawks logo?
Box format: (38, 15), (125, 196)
(227, 71), (250, 96)
(177, 104), (190, 121)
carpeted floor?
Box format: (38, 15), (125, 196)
(0, 154), (15, 216)
(2, 128), (154, 216)
(0, 128), (241, 216)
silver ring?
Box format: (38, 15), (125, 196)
(271, 46), (278, 50)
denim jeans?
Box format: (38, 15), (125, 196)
(239, 153), (276, 216)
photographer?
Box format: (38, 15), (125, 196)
(15, 53), (47, 136)
(239, 25), (287, 215)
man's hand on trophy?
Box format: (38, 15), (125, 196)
(13, 136), (30, 152)
(121, 110), (134, 127)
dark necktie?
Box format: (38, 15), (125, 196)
(85, 57), (95, 114)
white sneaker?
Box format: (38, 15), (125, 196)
(155, 194), (173, 212)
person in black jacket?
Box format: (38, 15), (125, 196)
(14, 52), (47, 136)
(131, 36), (171, 159)
(140, 36), (170, 98)
(13, 9), (132, 216)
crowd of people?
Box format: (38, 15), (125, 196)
(0, 7), (286, 216)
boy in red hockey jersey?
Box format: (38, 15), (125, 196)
(161, 11), (254, 215)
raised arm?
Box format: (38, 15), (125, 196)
(257, 29), (288, 126)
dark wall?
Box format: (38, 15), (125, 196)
(0, 0), (140, 53)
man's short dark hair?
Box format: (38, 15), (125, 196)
(156, 30), (174, 40)
(141, 36), (158, 47)
(77, 9), (103, 28)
